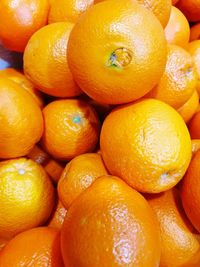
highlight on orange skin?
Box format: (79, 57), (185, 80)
(192, 139), (200, 157)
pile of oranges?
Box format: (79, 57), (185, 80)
(1, 0), (200, 266)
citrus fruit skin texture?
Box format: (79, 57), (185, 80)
(0, 0), (49, 52)
(100, 99), (192, 193)
(0, 227), (64, 267)
(177, 0), (200, 22)
(24, 22), (81, 98)
(191, 139), (200, 156)
(181, 150), (200, 233)
(48, 201), (67, 230)
(0, 158), (55, 239)
(164, 6), (190, 49)
(147, 45), (197, 109)
(58, 153), (108, 209)
(42, 99), (100, 161)
(61, 175), (161, 267)
(68, 0), (167, 105)
(0, 78), (43, 159)
(148, 189), (200, 267)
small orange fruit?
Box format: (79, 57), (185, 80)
(0, 227), (64, 267)
(190, 23), (200, 41)
(0, 0), (49, 52)
(177, 90), (199, 123)
(192, 139), (200, 156)
(189, 111), (200, 139)
(58, 153), (108, 208)
(177, 0), (200, 22)
(181, 150), (200, 233)
(44, 160), (64, 183)
(68, 0), (167, 104)
(24, 22), (81, 98)
(164, 6), (190, 48)
(147, 45), (197, 109)
(0, 158), (55, 239)
(27, 145), (50, 165)
(0, 68), (44, 108)
(147, 189), (200, 267)
(172, 0), (179, 4)
(48, 0), (94, 24)
(100, 99), (192, 193)
(61, 175), (161, 267)
(48, 200), (67, 230)
(0, 238), (8, 251)
(0, 78), (43, 159)
(42, 99), (100, 161)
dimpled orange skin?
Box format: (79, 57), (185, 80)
(164, 7), (190, 49)
(24, 22), (81, 98)
(147, 45), (197, 109)
(0, 158), (55, 239)
(0, 0), (49, 52)
(192, 139), (200, 156)
(48, 201), (67, 230)
(189, 111), (200, 139)
(177, 0), (200, 22)
(100, 99), (192, 193)
(188, 41), (200, 96)
(181, 150), (200, 233)
(190, 23), (200, 41)
(147, 189), (200, 267)
(48, 0), (94, 24)
(0, 227), (64, 267)
(177, 90), (199, 123)
(0, 78), (43, 159)
(61, 175), (161, 267)
(0, 68), (44, 108)
(58, 153), (108, 209)
(68, 0), (167, 105)
(42, 99), (100, 161)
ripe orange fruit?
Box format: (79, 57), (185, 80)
(68, 0), (167, 104)
(164, 6), (190, 48)
(27, 145), (50, 165)
(48, 0), (94, 24)
(177, 90), (199, 123)
(147, 189), (200, 267)
(58, 153), (108, 208)
(100, 99), (192, 193)
(0, 158), (55, 239)
(189, 111), (200, 139)
(24, 22), (81, 98)
(177, 0), (200, 22)
(192, 139), (200, 156)
(61, 175), (161, 267)
(0, 68), (44, 108)
(0, 0), (49, 52)
(48, 200), (67, 230)
(147, 45), (197, 109)
(188, 40), (200, 96)
(0, 238), (8, 251)
(42, 99), (100, 161)
(0, 78), (43, 159)
(190, 23), (200, 41)
(0, 227), (64, 267)
(172, 0), (179, 4)
(181, 150), (200, 233)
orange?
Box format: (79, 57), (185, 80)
(0, 78), (43, 159)
(177, 0), (200, 22)
(192, 139), (200, 156)
(0, 238), (8, 251)
(0, 68), (44, 108)
(164, 6), (190, 48)
(188, 40), (200, 96)
(68, 0), (167, 104)
(58, 153), (108, 209)
(189, 111), (200, 139)
(0, 0), (49, 52)
(0, 227), (64, 267)
(24, 22), (81, 98)
(48, 200), (67, 230)
(0, 158), (55, 239)
(147, 45), (197, 109)
(147, 189), (200, 267)
(42, 99), (100, 161)
(48, 0), (94, 24)
(190, 23), (200, 41)
(100, 99), (192, 193)
(172, 0), (179, 4)
(181, 150), (200, 233)
(177, 90), (199, 123)
(61, 175), (161, 267)
(27, 145), (50, 165)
